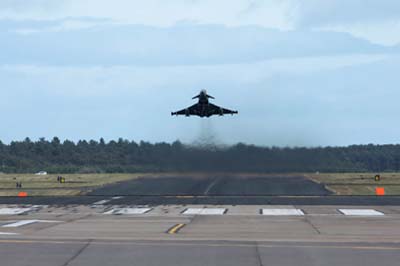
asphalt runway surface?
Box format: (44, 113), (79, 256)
(1, 174), (400, 205)
(1, 204), (400, 266)
(2, 240), (400, 266)
(89, 175), (331, 196)
(1, 175), (400, 265)
(2, 195), (400, 205)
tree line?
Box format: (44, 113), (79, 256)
(0, 137), (398, 173)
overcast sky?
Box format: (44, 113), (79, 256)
(1, 0), (400, 146)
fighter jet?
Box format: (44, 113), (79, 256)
(171, 90), (238, 117)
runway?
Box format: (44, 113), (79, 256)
(1, 174), (400, 265)
(2, 195), (400, 205)
(2, 240), (400, 266)
(2, 174), (399, 205)
(89, 175), (332, 196)
(1, 204), (400, 266)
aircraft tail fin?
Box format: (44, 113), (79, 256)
(192, 90), (215, 99)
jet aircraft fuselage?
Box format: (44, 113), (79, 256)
(171, 90), (238, 118)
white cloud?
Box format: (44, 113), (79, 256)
(2, 0), (400, 29)
(0, 23), (392, 67)
(1, 53), (385, 96)
(12, 18), (111, 34)
(316, 21), (400, 46)
(0, 53), (390, 145)
(293, 0), (400, 45)
(2, 0), (400, 45)
(0, 0), (61, 18)
(295, 0), (400, 26)
(1, 1), (400, 145)
(0, 0), (295, 30)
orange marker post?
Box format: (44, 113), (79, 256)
(17, 192), (28, 197)
(375, 187), (385, 196)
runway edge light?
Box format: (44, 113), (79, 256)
(375, 187), (385, 196)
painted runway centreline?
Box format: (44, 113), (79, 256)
(111, 196), (123, 200)
(93, 199), (111, 205)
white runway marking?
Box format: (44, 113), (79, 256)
(2, 220), (39, 228)
(261, 209), (305, 216)
(338, 209), (384, 216)
(0, 232), (19, 235)
(104, 208), (152, 215)
(183, 208), (227, 215)
(204, 178), (220, 195)
(1, 219), (60, 228)
(111, 196), (123, 200)
(0, 208), (32, 215)
(93, 200), (111, 205)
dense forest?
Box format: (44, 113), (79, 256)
(0, 137), (399, 173)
